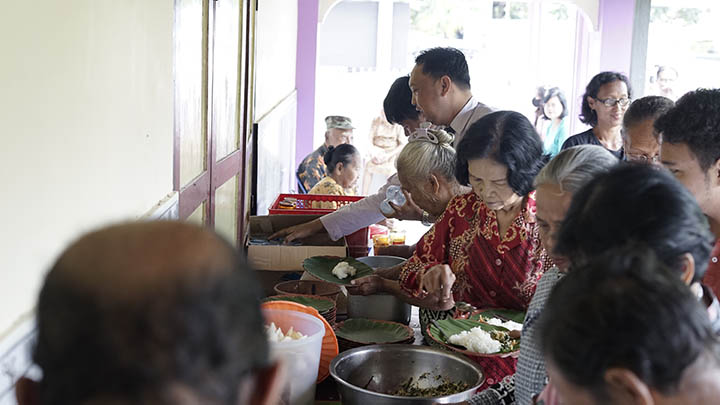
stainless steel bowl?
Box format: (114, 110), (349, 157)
(330, 344), (484, 404)
(357, 255), (406, 269)
(350, 256), (411, 324)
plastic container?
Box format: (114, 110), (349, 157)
(263, 308), (326, 405)
(379, 185), (407, 216)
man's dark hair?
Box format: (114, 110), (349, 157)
(540, 246), (720, 400)
(384, 75), (419, 125)
(33, 240), (269, 405)
(579, 71), (632, 126)
(654, 88), (720, 171)
(542, 87), (568, 120)
(455, 111), (549, 196)
(622, 95), (674, 130)
(415, 47), (471, 90)
(323, 143), (358, 173)
(556, 164), (714, 283)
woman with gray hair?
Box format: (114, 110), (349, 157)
(395, 126), (467, 218)
(349, 127), (467, 302)
(467, 145), (618, 405)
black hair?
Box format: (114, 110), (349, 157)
(415, 47), (471, 90)
(541, 87), (568, 120)
(384, 75), (419, 125)
(33, 238), (268, 405)
(654, 88), (720, 171)
(455, 111), (549, 196)
(324, 143), (359, 173)
(579, 71), (632, 126)
(540, 246), (720, 399)
(555, 164), (714, 283)
(623, 95), (674, 130)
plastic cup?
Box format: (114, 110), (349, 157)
(263, 308), (325, 405)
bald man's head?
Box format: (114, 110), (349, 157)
(31, 222), (270, 405)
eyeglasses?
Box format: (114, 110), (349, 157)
(594, 97), (631, 107)
(626, 153), (660, 163)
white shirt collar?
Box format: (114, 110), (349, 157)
(449, 96), (480, 134)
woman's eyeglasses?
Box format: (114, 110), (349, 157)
(594, 97), (631, 107)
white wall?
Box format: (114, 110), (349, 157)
(0, 0), (174, 337)
(255, 0), (298, 119)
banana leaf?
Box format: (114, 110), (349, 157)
(335, 319), (413, 344)
(302, 256), (374, 285)
(262, 295), (335, 313)
(428, 318), (520, 355)
(470, 309), (526, 324)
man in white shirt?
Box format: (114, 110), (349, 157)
(273, 48), (493, 242)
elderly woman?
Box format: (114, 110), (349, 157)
(397, 111), (550, 386)
(350, 127), (466, 291)
(466, 145), (618, 405)
(562, 71), (631, 159)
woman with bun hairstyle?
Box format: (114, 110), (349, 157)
(308, 144), (361, 195)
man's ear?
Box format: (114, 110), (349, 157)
(680, 252), (696, 285)
(250, 362), (285, 405)
(439, 75), (452, 97)
(16, 377), (40, 405)
(604, 368), (654, 405)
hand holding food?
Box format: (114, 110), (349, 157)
(419, 264), (456, 301)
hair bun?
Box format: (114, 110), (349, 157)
(431, 128), (454, 146)
(323, 146), (336, 166)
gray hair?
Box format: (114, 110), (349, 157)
(396, 128), (456, 182)
(534, 145), (618, 193)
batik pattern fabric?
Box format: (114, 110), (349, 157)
(399, 192), (550, 389)
(308, 176), (347, 196)
(468, 267), (563, 405)
(297, 144), (328, 192)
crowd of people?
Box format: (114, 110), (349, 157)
(16, 47), (720, 405)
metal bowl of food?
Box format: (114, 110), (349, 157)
(349, 256), (411, 324)
(330, 344), (484, 404)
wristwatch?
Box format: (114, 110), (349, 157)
(421, 210), (433, 226)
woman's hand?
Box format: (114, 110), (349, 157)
(348, 275), (385, 295)
(268, 218), (325, 243)
(418, 264), (456, 310)
(420, 264), (456, 299)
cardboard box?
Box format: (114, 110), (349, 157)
(246, 214), (347, 271)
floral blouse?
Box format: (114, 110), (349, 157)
(308, 176), (352, 196)
(399, 192), (549, 310)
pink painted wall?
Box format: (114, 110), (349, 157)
(598, 0), (635, 76)
(295, 0), (320, 168)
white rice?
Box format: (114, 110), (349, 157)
(332, 261), (356, 279)
(485, 317), (523, 331)
(448, 327), (502, 354)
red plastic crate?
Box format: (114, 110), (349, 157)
(269, 193), (364, 215)
(269, 193), (371, 257)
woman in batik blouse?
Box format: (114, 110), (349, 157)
(308, 144), (361, 196)
(399, 111), (552, 386)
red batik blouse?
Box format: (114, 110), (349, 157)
(399, 192), (549, 310)
(703, 240), (720, 298)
